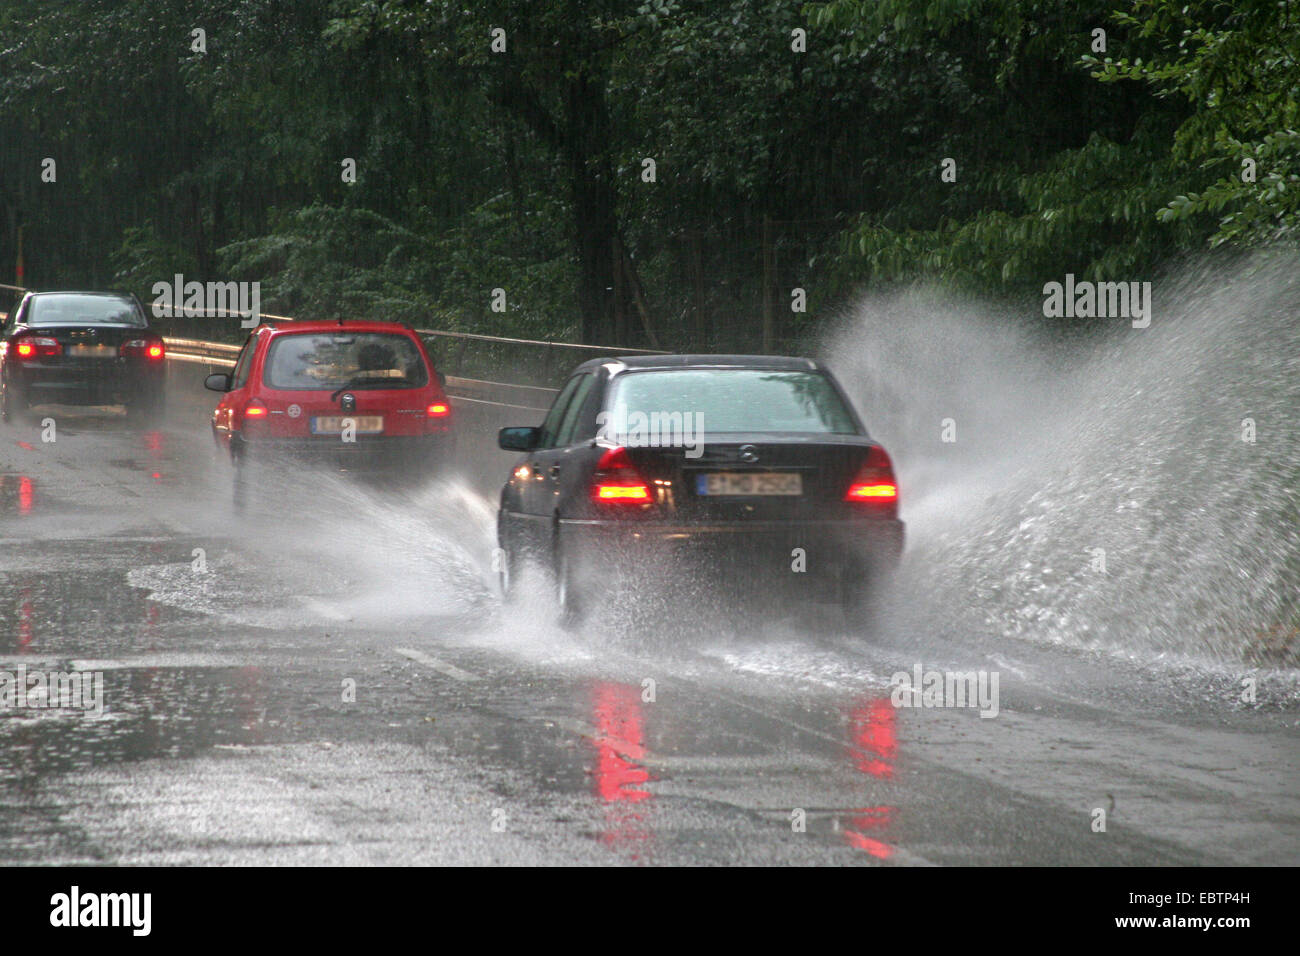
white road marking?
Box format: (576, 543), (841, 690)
(394, 647), (480, 683)
(66, 654), (250, 670)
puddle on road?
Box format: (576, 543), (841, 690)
(0, 475), (36, 515)
(0, 664), (295, 778)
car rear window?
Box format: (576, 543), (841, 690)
(263, 332), (429, 390)
(609, 369), (860, 434)
(28, 294), (146, 327)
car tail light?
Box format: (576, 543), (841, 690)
(845, 445), (899, 513)
(591, 446), (653, 505)
(15, 337), (60, 359)
(244, 400), (268, 420)
(122, 338), (165, 360)
(426, 402), (450, 418)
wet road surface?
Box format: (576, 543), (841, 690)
(1, 370), (1297, 865)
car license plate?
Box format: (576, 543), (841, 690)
(311, 415), (383, 434)
(66, 345), (114, 358)
(696, 472), (802, 496)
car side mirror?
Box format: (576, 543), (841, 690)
(204, 373), (232, 392)
(498, 426), (539, 452)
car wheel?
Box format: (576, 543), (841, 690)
(554, 540), (586, 630)
(231, 438), (251, 509)
(497, 541), (519, 603)
(838, 557), (884, 632)
(1, 380), (26, 424)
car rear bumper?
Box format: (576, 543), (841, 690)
(10, 362), (163, 402)
(237, 433), (454, 469)
(537, 515), (902, 604)
(553, 515), (904, 571)
(559, 513), (901, 541)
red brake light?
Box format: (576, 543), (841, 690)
(244, 401), (268, 419)
(121, 338), (164, 360)
(426, 402), (450, 418)
(15, 337), (60, 358)
(845, 445), (899, 511)
(847, 483), (897, 499)
(591, 446), (653, 505)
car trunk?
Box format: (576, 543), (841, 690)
(29, 324), (140, 374)
(622, 434), (874, 521)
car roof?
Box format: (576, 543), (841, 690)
(26, 290), (136, 300)
(571, 354), (821, 374)
(259, 320), (417, 335)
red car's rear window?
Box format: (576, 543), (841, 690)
(263, 332), (429, 391)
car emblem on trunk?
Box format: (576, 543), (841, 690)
(287, 404), (301, 418)
(339, 393), (356, 413)
(739, 444), (759, 463)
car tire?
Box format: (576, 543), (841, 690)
(839, 557), (885, 633)
(554, 539), (586, 630)
(1, 380), (26, 424)
(231, 437), (252, 509)
(497, 541), (519, 604)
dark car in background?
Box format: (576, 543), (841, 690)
(0, 291), (166, 422)
(206, 319), (454, 478)
(496, 354), (904, 627)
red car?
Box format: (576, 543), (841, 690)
(205, 320), (453, 476)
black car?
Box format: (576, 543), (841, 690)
(496, 354), (904, 626)
(0, 291), (166, 422)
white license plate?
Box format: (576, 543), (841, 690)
(311, 415), (384, 434)
(67, 345), (115, 358)
(696, 472), (802, 496)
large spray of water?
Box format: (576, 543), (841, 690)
(823, 252), (1300, 669)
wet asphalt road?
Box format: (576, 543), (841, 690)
(0, 366), (1297, 866)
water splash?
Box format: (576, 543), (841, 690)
(823, 251), (1300, 669)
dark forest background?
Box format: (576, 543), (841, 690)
(0, 0), (1295, 348)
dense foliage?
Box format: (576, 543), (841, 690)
(0, 0), (1294, 347)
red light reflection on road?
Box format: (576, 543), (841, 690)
(0, 475), (35, 514)
(589, 682), (652, 853)
(843, 696), (899, 858)
(848, 697), (897, 778)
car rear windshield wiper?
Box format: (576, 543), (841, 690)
(329, 376), (407, 401)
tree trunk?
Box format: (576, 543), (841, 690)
(564, 69), (622, 344)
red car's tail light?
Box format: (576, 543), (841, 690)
(845, 445), (899, 513)
(591, 446), (653, 505)
(426, 402), (450, 418)
(147, 343), (164, 359)
(15, 337), (60, 359)
(244, 400), (268, 419)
